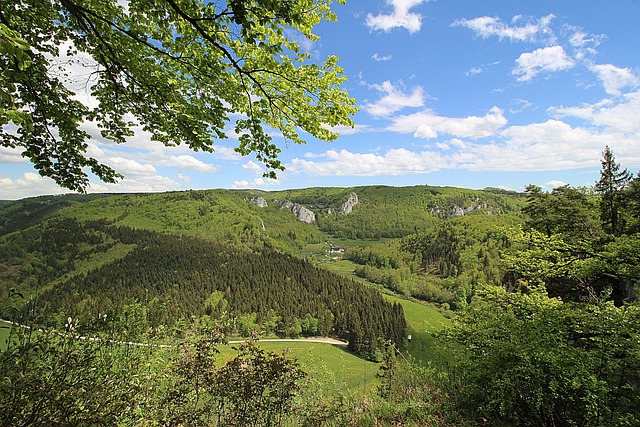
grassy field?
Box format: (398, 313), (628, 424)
(382, 294), (451, 364)
(0, 319), (379, 396)
(303, 244), (453, 365)
(0, 322), (10, 350)
(218, 340), (380, 396)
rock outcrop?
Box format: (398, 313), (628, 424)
(431, 199), (501, 218)
(250, 196), (268, 208)
(279, 200), (316, 223)
(340, 192), (359, 215)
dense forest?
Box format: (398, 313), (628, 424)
(1, 148), (640, 426)
(2, 218), (405, 358)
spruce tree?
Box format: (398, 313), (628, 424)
(595, 146), (631, 235)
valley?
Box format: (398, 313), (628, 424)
(1, 181), (639, 426)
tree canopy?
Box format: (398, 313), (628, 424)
(0, 0), (356, 191)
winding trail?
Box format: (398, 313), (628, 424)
(1, 318), (348, 348)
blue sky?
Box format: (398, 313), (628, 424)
(2, 0), (640, 199)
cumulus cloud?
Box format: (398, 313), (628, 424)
(550, 90), (640, 136)
(104, 157), (157, 176)
(243, 160), (263, 173)
(372, 53), (392, 62)
(288, 88), (640, 180)
(364, 81), (425, 117)
(287, 124), (600, 178)
(388, 106), (507, 139)
(87, 175), (181, 194)
(512, 45), (575, 81)
(366, 0), (427, 34)
(453, 14), (555, 42)
(290, 148), (449, 176)
(231, 177), (280, 189)
(0, 173), (70, 200)
(545, 180), (568, 189)
(590, 64), (638, 95)
(156, 154), (219, 173)
(0, 146), (27, 164)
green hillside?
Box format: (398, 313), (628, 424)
(2, 182), (640, 426)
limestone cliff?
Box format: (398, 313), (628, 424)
(279, 200), (316, 223)
(340, 192), (359, 215)
(250, 196), (268, 208)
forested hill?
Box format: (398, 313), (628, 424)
(0, 185), (521, 358)
(1, 216), (406, 358)
(0, 185), (524, 249)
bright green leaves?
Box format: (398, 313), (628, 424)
(0, 24), (31, 71)
(446, 285), (640, 426)
(0, 24), (34, 132)
(1, 0), (356, 191)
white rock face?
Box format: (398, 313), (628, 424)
(279, 200), (316, 223)
(250, 197), (268, 208)
(340, 192), (359, 215)
(431, 200), (501, 218)
(452, 205), (465, 217)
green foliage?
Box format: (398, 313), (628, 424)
(1, 218), (406, 358)
(319, 185), (523, 239)
(209, 340), (306, 426)
(595, 146), (632, 235)
(0, 319), (314, 427)
(523, 184), (601, 242)
(445, 285), (640, 426)
(0, 325), (146, 426)
(503, 226), (640, 304)
(347, 213), (520, 306)
(2, 0), (355, 190)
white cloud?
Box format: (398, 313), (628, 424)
(0, 173), (70, 200)
(0, 146), (27, 164)
(364, 81), (425, 117)
(231, 177), (280, 189)
(288, 102), (640, 179)
(492, 120), (606, 170)
(232, 180), (251, 189)
(372, 53), (392, 62)
(510, 98), (533, 114)
(87, 175), (181, 194)
(465, 61), (500, 77)
(155, 154), (218, 173)
(568, 29), (604, 61)
(105, 157), (157, 176)
(590, 64), (638, 95)
(388, 106), (507, 139)
(545, 180), (568, 189)
(176, 172), (191, 183)
(290, 148), (449, 176)
(512, 45), (575, 81)
(211, 145), (244, 161)
(453, 14), (555, 43)
(550, 90), (640, 137)
(366, 0), (427, 34)
(243, 160), (263, 173)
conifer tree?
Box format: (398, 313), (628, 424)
(595, 146), (632, 235)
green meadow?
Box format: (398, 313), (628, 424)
(219, 340), (380, 396)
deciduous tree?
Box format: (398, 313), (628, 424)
(1, 0), (356, 191)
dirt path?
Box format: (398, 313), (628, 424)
(1, 318), (348, 348)
(230, 337), (348, 346)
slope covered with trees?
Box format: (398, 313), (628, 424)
(2, 151), (640, 425)
(2, 218), (406, 358)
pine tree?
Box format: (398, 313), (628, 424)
(595, 146), (631, 235)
